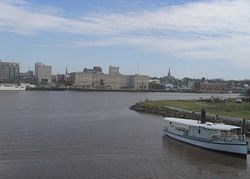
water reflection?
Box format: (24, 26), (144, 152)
(161, 135), (248, 176)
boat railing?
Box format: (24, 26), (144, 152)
(210, 133), (246, 143)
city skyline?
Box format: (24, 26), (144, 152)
(1, 0), (250, 80)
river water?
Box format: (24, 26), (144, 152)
(0, 91), (248, 179)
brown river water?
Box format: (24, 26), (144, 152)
(0, 91), (248, 179)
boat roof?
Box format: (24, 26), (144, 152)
(164, 117), (240, 131)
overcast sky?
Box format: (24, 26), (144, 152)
(0, 0), (250, 80)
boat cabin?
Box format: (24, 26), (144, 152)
(164, 118), (244, 143)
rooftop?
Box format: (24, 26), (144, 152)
(164, 117), (240, 131)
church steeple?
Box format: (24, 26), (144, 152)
(168, 67), (171, 77)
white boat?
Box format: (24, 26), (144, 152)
(0, 84), (26, 91)
(163, 117), (249, 157)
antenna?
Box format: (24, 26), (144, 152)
(136, 62), (140, 90)
(137, 62), (140, 75)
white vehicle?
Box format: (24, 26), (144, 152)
(163, 117), (249, 157)
(0, 84), (26, 91)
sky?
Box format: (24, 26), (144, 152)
(0, 0), (250, 80)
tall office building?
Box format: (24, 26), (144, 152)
(34, 63), (52, 84)
(0, 60), (20, 83)
(109, 66), (120, 75)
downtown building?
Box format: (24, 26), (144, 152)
(194, 81), (228, 93)
(0, 60), (20, 83)
(34, 63), (52, 84)
(70, 66), (149, 90)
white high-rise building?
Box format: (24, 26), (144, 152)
(34, 63), (52, 84)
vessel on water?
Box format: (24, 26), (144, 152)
(163, 117), (249, 157)
(0, 84), (26, 91)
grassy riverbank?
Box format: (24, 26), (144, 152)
(143, 99), (250, 119)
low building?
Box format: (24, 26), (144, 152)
(20, 71), (36, 84)
(70, 66), (149, 90)
(56, 74), (70, 84)
(131, 75), (150, 90)
(165, 83), (177, 91)
(194, 82), (228, 93)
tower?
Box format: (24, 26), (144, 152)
(168, 67), (171, 77)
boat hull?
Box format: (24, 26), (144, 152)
(0, 88), (25, 91)
(164, 131), (248, 157)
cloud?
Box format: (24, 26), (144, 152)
(0, 0), (250, 67)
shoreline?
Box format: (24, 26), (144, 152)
(26, 87), (181, 92)
(130, 100), (250, 131)
(25, 87), (238, 93)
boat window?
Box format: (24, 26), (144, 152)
(198, 129), (201, 134)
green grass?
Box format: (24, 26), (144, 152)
(144, 99), (250, 119)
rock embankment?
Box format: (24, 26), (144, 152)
(130, 102), (250, 129)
